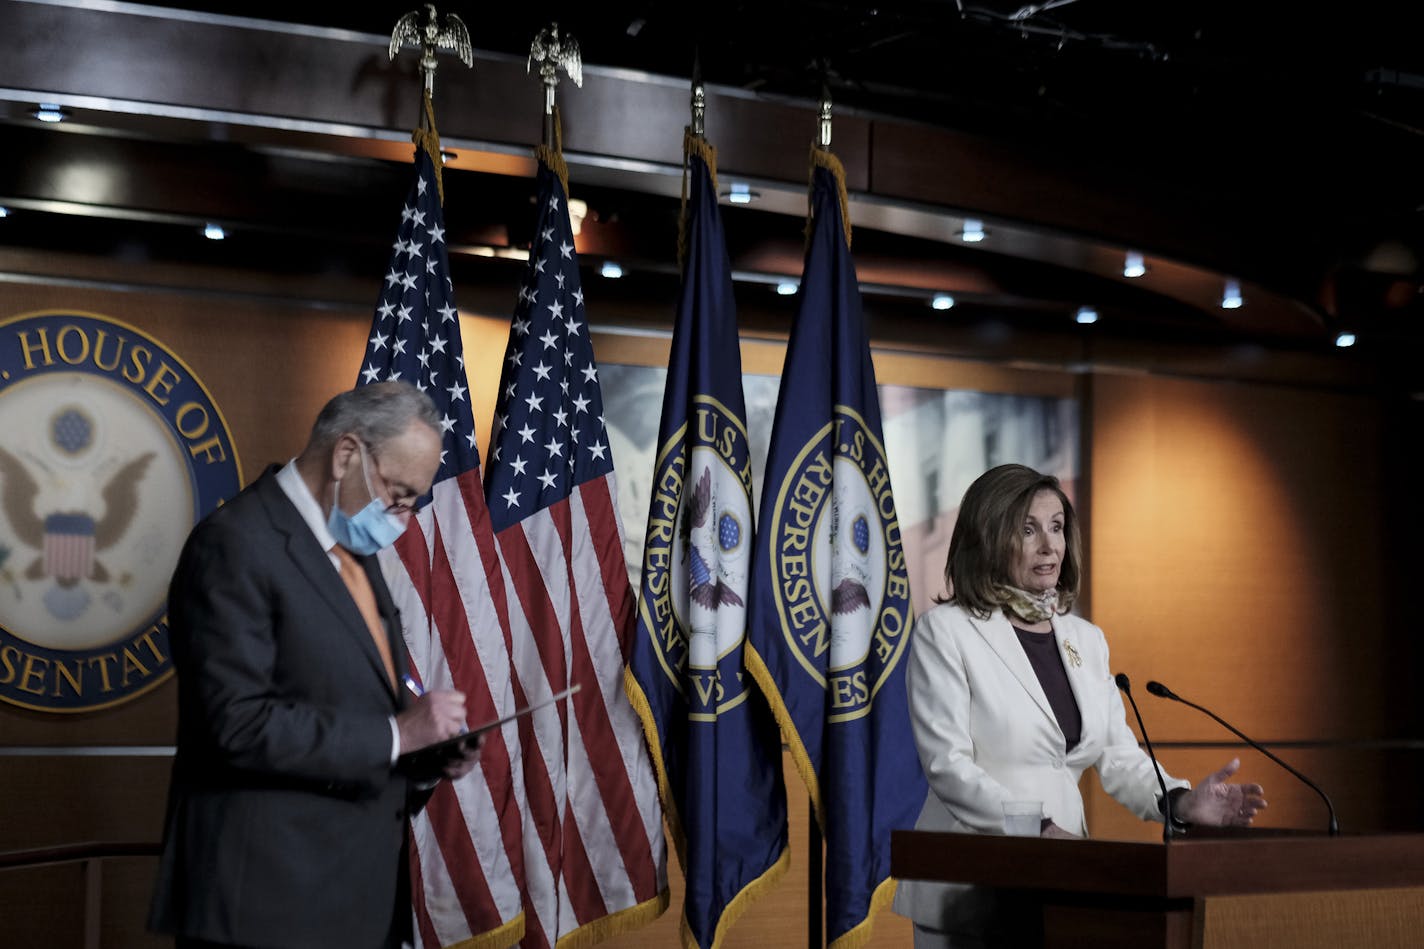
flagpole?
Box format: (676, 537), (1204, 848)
(808, 797), (823, 949)
(802, 85), (837, 949)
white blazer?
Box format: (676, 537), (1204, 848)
(892, 602), (1188, 931)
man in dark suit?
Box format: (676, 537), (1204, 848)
(150, 381), (479, 949)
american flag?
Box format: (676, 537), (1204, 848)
(484, 156), (667, 947)
(357, 141), (528, 949)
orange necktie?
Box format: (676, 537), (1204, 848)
(331, 544), (397, 690)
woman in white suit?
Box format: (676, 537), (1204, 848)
(893, 464), (1267, 948)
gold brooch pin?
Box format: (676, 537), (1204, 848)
(1063, 641), (1082, 668)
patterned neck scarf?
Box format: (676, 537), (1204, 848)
(998, 585), (1060, 624)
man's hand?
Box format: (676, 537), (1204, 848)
(396, 689), (468, 753)
(442, 736), (484, 780)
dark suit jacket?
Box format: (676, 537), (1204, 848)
(150, 467), (419, 949)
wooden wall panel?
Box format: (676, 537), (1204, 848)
(0, 857), (165, 948)
(1083, 370), (1411, 842)
(0, 756), (170, 850)
(0, 862), (89, 947)
(1088, 372), (1388, 742)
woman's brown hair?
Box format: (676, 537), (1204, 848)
(941, 464), (1081, 618)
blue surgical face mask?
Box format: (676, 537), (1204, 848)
(327, 442), (408, 556)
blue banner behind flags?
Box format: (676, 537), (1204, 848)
(745, 156), (927, 949)
(626, 138), (789, 949)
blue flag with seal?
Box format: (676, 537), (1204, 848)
(745, 149), (926, 949)
(626, 131), (789, 949)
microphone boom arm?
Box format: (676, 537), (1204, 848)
(1147, 681), (1339, 835)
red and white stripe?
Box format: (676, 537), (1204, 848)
(492, 470), (666, 948)
(45, 532), (95, 581)
(380, 468), (528, 949)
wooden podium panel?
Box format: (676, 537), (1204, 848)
(890, 830), (1424, 949)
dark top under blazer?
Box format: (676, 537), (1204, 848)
(149, 467), (420, 949)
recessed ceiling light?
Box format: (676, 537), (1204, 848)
(600, 261), (623, 279)
(775, 281), (798, 296)
(1221, 279), (1243, 309)
(931, 293), (955, 310)
(725, 182), (758, 204)
(1075, 306), (1098, 324)
(961, 218), (985, 243)
(1334, 331), (1357, 348)
(1124, 251), (1146, 278)
(0, 206), (10, 218)
(203, 223), (226, 240)
(33, 103), (67, 123)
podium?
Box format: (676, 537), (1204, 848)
(891, 829), (1424, 948)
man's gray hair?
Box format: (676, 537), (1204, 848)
(308, 381), (440, 451)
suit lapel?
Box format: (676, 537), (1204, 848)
(253, 471), (400, 701)
(973, 610), (1061, 735)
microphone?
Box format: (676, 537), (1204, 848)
(1146, 680), (1339, 835)
(1114, 673), (1176, 841)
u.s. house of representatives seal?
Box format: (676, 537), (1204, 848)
(0, 311), (241, 712)
(767, 406), (911, 722)
(640, 397), (754, 720)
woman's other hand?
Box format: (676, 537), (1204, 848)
(1176, 757), (1268, 826)
(1040, 821), (1080, 839)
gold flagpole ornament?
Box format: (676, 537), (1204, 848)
(388, 3), (474, 101)
(529, 23), (583, 147)
(679, 74), (717, 273)
(528, 23), (581, 195)
(817, 86), (833, 151)
(808, 87), (852, 248)
(689, 77), (707, 140)
(387, 3), (472, 202)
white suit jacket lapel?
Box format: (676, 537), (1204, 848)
(973, 611), (1061, 735)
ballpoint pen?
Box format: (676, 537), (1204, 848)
(403, 673), (469, 735)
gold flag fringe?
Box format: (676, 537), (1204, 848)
(744, 643), (900, 949)
(827, 877), (900, 949)
(535, 104), (571, 198)
(807, 145), (853, 250)
(434, 910), (525, 949)
(624, 652), (791, 949)
(695, 846), (790, 949)
(412, 90), (447, 206)
(678, 128), (719, 274)
(554, 890), (671, 949)
(743, 640), (826, 831)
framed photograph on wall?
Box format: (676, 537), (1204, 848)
(594, 334), (1080, 617)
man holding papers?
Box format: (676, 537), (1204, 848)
(149, 382), (480, 949)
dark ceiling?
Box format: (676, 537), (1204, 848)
(4, 1), (1424, 388)
(138, 1), (1424, 158)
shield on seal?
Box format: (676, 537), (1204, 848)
(43, 512), (96, 581)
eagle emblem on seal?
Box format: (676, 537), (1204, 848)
(681, 466), (745, 610)
(0, 444), (155, 593)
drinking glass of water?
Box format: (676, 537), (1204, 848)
(1002, 800), (1043, 836)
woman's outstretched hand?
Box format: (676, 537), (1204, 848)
(1175, 757), (1268, 826)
